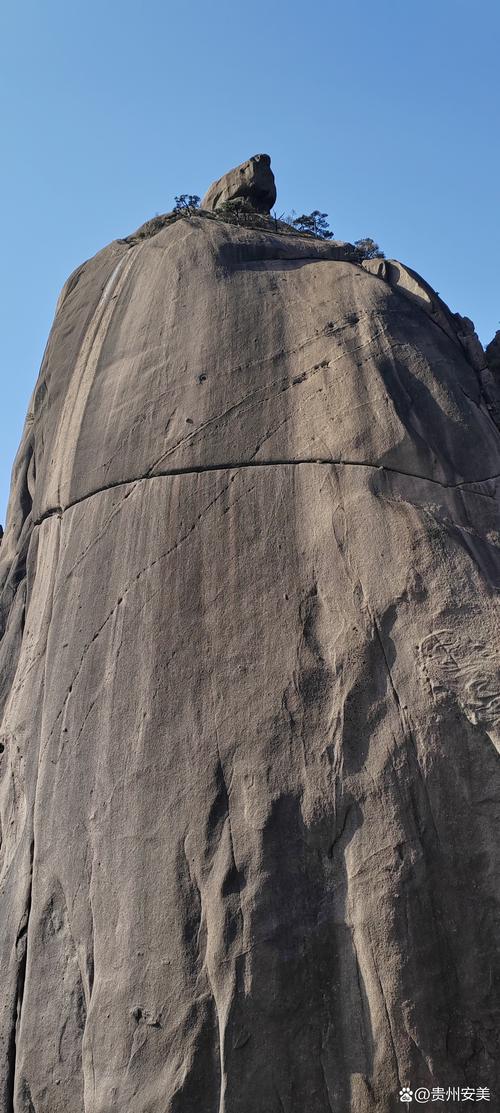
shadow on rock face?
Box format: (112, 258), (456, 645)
(218, 789), (373, 1112)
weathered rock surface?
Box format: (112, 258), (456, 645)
(201, 153), (276, 212)
(1, 176), (500, 1112)
(486, 329), (500, 381)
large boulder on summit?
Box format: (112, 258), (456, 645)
(1, 159), (500, 1113)
(201, 152), (277, 212)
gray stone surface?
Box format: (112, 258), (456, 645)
(486, 328), (500, 381)
(201, 153), (276, 212)
(1, 185), (499, 1111)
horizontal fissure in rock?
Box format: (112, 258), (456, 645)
(31, 458), (500, 529)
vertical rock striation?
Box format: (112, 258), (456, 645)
(0, 159), (499, 1112)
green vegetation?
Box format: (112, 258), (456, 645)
(127, 195), (385, 259)
(174, 194), (200, 210)
(283, 211), (385, 258)
(290, 211), (333, 239)
(353, 238), (385, 261)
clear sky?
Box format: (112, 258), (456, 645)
(1, 0), (499, 524)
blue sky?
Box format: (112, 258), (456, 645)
(1, 0), (499, 523)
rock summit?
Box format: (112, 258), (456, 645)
(201, 152), (277, 212)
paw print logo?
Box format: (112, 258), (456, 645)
(399, 1089), (413, 1104)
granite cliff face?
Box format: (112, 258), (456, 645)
(1, 159), (499, 1113)
(486, 330), (500, 385)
